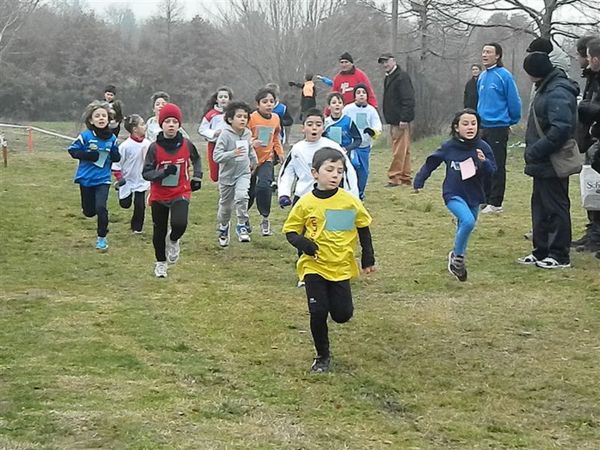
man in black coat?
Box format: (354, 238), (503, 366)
(517, 52), (580, 269)
(463, 64), (481, 110)
(378, 53), (416, 187)
(574, 37), (600, 254)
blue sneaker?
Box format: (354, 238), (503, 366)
(236, 224), (251, 242)
(96, 236), (108, 251)
(218, 223), (230, 247)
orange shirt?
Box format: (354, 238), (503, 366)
(248, 111), (284, 165)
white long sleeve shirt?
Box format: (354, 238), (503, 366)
(117, 137), (151, 199)
(277, 137), (359, 199)
(342, 102), (382, 149)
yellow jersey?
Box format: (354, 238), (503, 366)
(282, 189), (372, 281)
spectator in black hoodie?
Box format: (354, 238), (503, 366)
(463, 64), (481, 110)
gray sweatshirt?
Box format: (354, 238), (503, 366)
(213, 124), (257, 185)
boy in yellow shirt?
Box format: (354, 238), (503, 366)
(282, 147), (376, 373)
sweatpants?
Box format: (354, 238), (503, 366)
(531, 177), (571, 264)
(446, 196), (479, 256)
(119, 191), (146, 232)
(248, 161), (273, 218)
(481, 127), (509, 207)
(217, 175), (251, 226)
(352, 146), (371, 200)
(304, 273), (354, 359)
(151, 199), (189, 262)
(80, 184), (110, 237)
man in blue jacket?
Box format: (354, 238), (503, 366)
(477, 43), (522, 214)
(517, 52), (579, 269)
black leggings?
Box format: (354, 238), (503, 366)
(80, 184), (110, 237)
(119, 191), (146, 232)
(151, 200), (189, 262)
(304, 274), (353, 358)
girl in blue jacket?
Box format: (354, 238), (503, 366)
(68, 100), (121, 251)
(413, 109), (496, 281)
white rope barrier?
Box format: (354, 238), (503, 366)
(0, 123), (75, 141)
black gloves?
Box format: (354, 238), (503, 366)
(191, 179), (202, 191)
(279, 195), (292, 208)
(364, 127), (376, 137)
(71, 150), (99, 161)
(164, 164), (178, 176)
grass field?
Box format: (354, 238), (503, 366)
(1, 123), (599, 449)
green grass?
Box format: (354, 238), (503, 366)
(1, 124), (599, 449)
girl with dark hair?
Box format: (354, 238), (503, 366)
(413, 109), (496, 281)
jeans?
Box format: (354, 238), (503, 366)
(446, 196), (479, 256)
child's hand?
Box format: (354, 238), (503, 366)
(164, 164), (178, 176)
(476, 149), (486, 161)
(251, 139), (262, 149)
(214, 129), (222, 137)
(234, 147), (244, 156)
(362, 266), (376, 274)
(364, 127), (376, 137)
(279, 195), (292, 208)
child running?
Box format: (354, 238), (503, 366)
(278, 108), (359, 207)
(117, 114), (151, 234)
(248, 87), (285, 236)
(198, 86), (232, 182)
(342, 84), (382, 199)
(142, 103), (202, 278)
(323, 92), (362, 162)
(282, 147), (376, 373)
(68, 100), (121, 251)
(213, 101), (258, 246)
(413, 109), (496, 281)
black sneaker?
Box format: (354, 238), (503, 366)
(575, 241), (600, 253)
(571, 231), (589, 247)
(595, 250), (600, 260)
(448, 251), (467, 282)
(310, 355), (331, 373)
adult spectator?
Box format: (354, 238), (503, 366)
(463, 64), (481, 110)
(526, 37), (571, 74)
(478, 43), (522, 214)
(378, 52), (416, 187)
(574, 37), (600, 254)
(517, 52), (579, 269)
(103, 84), (124, 138)
(317, 52), (377, 108)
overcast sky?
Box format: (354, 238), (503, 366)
(85, 0), (226, 20)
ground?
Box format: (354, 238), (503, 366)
(0, 123), (599, 449)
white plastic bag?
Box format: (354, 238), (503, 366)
(580, 165), (600, 211)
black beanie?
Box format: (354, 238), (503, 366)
(339, 52), (354, 63)
(353, 83), (369, 99)
(526, 37), (553, 54)
(523, 52), (554, 78)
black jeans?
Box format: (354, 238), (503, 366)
(151, 200), (189, 262)
(482, 127), (509, 207)
(531, 177), (571, 264)
(80, 184), (110, 237)
(304, 274), (354, 359)
(248, 161), (273, 218)
(119, 191), (146, 232)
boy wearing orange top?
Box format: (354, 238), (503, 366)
(248, 87), (284, 236)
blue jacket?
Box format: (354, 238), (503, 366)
(477, 66), (522, 128)
(414, 137), (496, 207)
(68, 129), (120, 187)
(324, 115), (362, 153)
(525, 69), (579, 178)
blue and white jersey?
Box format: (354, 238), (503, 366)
(68, 129), (119, 187)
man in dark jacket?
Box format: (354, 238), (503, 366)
(378, 53), (416, 187)
(463, 64), (481, 110)
(574, 37), (600, 254)
(517, 52), (580, 269)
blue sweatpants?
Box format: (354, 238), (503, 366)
(446, 196), (479, 256)
(351, 146), (371, 200)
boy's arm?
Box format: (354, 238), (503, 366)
(342, 152), (360, 198)
(277, 150), (296, 198)
(213, 134), (235, 163)
(283, 202), (318, 256)
(346, 121), (362, 153)
(357, 226), (375, 269)
(272, 123), (284, 160)
(142, 143), (168, 181)
(68, 134), (99, 161)
(316, 75), (333, 86)
(187, 140), (203, 180)
(285, 231), (318, 256)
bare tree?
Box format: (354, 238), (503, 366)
(158, 0), (184, 54)
(0, 0), (41, 64)
(433, 0), (600, 39)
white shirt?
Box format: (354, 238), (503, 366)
(342, 102), (382, 149)
(118, 137), (151, 199)
(277, 137), (359, 199)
